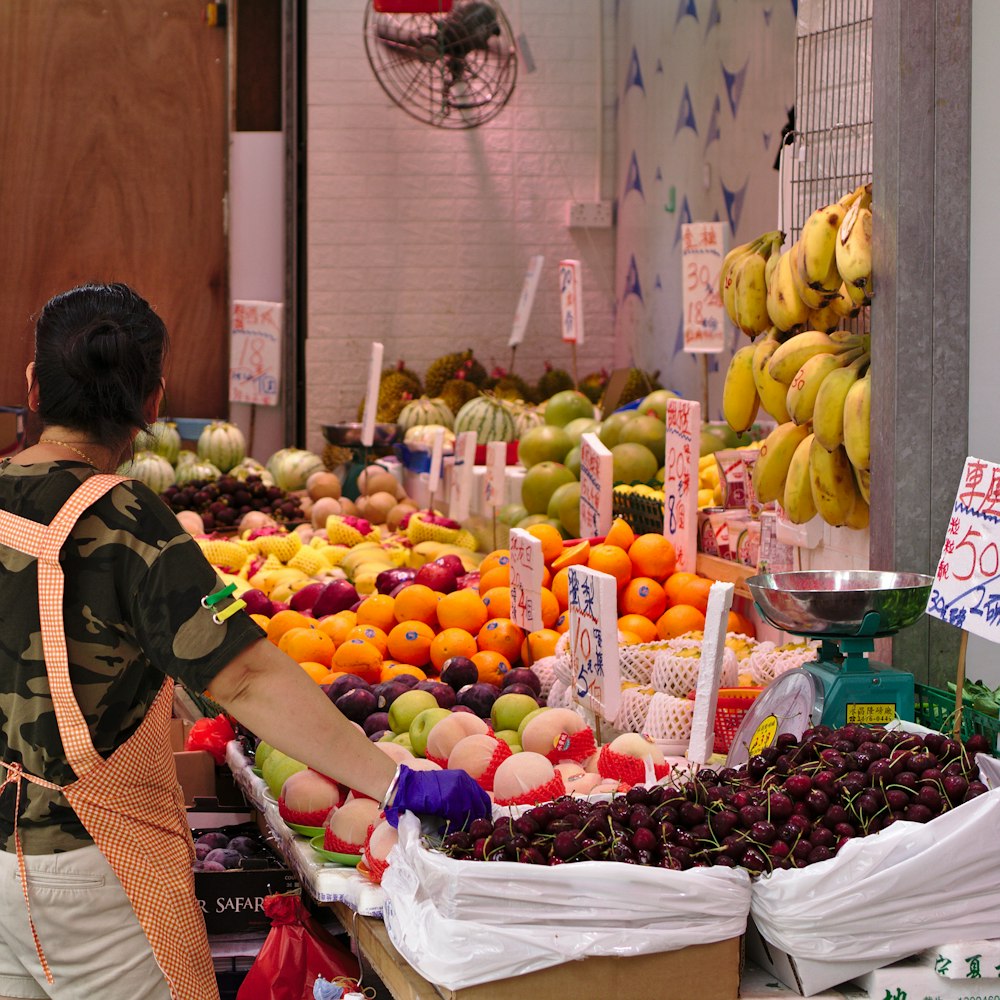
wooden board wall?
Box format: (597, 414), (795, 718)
(0, 1), (228, 421)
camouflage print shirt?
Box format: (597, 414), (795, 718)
(0, 460), (266, 854)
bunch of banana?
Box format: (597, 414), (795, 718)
(722, 230), (785, 337)
(836, 184), (873, 298)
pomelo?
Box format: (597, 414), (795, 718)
(619, 414), (666, 462)
(610, 442), (658, 485)
(635, 388), (679, 421)
(562, 417), (600, 447)
(521, 462), (576, 515)
(547, 480), (581, 538)
(598, 411), (633, 449)
(564, 445), (582, 478)
(517, 425), (573, 468)
(544, 390), (595, 428)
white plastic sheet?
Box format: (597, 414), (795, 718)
(381, 813), (751, 991)
(750, 755), (1000, 993)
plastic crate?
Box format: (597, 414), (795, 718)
(914, 682), (1000, 753)
(612, 484), (664, 535)
(687, 687), (764, 754)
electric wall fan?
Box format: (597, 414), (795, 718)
(364, 0), (518, 129)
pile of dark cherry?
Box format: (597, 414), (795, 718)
(160, 474), (303, 530)
(440, 725), (993, 874)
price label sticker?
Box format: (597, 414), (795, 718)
(845, 703), (896, 725)
(748, 715), (779, 758)
(579, 432), (613, 539)
(927, 455), (1000, 641)
(509, 255), (544, 348)
(229, 300), (282, 406)
(448, 431), (477, 523)
(509, 528), (543, 633)
(482, 441), (507, 510)
(568, 566), (620, 722)
(559, 259), (585, 344)
(664, 398), (701, 572)
(681, 222), (726, 352)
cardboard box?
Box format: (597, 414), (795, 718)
(853, 956), (1000, 999)
(189, 806), (299, 936)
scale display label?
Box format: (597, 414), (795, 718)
(748, 715), (778, 757)
(845, 703), (896, 725)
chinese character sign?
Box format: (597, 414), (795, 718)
(664, 398), (701, 572)
(568, 566), (620, 722)
(229, 301), (282, 406)
(579, 432), (612, 538)
(681, 222), (726, 353)
(927, 456), (1000, 641)
(559, 259), (584, 344)
(482, 441), (507, 510)
(448, 432), (477, 523)
(509, 529), (543, 633)
(509, 255), (544, 348)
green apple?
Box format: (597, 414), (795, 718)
(392, 732), (413, 750)
(408, 708), (453, 757)
(492, 693), (542, 735)
(261, 750), (307, 799)
(387, 689), (439, 735)
(494, 729), (522, 751)
(516, 706), (550, 740)
(254, 740), (276, 769)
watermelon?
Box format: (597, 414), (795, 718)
(453, 395), (516, 443)
(197, 421), (246, 473)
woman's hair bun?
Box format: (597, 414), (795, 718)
(81, 320), (127, 371)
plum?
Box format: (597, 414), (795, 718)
(228, 836), (259, 857)
(324, 673), (370, 703)
(441, 656), (478, 691)
(195, 832), (230, 850)
(500, 667), (542, 697)
(456, 682), (498, 718)
(414, 680), (457, 710)
(335, 687), (378, 724)
(204, 848), (243, 870)
(194, 860), (226, 872)
(372, 680), (412, 710)
(363, 711), (391, 737)
(194, 843), (212, 861)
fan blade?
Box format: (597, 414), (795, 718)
(373, 13), (437, 55)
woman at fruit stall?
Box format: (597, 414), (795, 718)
(0, 283), (489, 1000)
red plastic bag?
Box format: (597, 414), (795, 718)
(237, 894), (360, 1000)
(185, 714), (236, 765)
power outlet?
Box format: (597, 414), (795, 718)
(567, 200), (614, 229)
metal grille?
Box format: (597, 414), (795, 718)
(786, 0), (873, 241)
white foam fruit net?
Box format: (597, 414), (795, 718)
(530, 656), (557, 700)
(650, 646), (742, 696)
(642, 692), (695, 743)
(748, 640), (819, 686)
(615, 685), (654, 733)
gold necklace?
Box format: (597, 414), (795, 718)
(39, 438), (99, 466)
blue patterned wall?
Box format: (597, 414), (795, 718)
(614, 0), (796, 418)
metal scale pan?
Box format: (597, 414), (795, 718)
(744, 570), (934, 729)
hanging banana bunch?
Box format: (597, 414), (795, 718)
(722, 230), (785, 338)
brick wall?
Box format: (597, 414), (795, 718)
(305, 0), (618, 453)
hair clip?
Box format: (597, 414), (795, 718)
(213, 599), (247, 625)
(201, 582), (237, 609)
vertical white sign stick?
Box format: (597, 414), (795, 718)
(427, 427), (446, 504)
(360, 341), (384, 448)
(509, 255), (545, 348)
(579, 432), (613, 539)
(448, 431), (477, 523)
(687, 582), (736, 766)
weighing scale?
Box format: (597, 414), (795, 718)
(746, 570), (934, 728)
(322, 422), (402, 500)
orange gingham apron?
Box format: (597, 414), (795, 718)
(0, 474), (219, 999)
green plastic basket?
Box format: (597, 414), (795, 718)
(612, 484), (664, 535)
(913, 682), (1000, 753)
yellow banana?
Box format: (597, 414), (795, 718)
(782, 432), (818, 524)
(752, 421), (812, 505)
(844, 274), (872, 307)
(752, 330), (792, 423)
(722, 342), (761, 433)
(845, 495), (870, 530)
(843, 370), (871, 471)
(720, 235), (765, 301)
(800, 187), (864, 288)
(836, 202), (873, 287)
(854, 465), (871, 505)
(791, 240), (840, 309)
(812, 353), (870, 450)
(809, 438), (859, 527)
(806, 302), (843, 333)
(722, 237), (766, 325)
(829, 282), (863, 320)
(786, 348), (864, 426)
(766, 249), (811, 332)
(732, 252), (770, 336)
(767, 330), (843, 385)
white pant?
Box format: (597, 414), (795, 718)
(0, 845), (172, 1000)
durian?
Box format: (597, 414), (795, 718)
(618, 367), (662, 407)
(424, 349), (488, 397)
(383, 359), (423, 396)
(579, 369), (609, 405)
(487, 367), (533, 402)
(535, 361), (575, 401)
(357, 370), (420, 423)
(439, 376), (480, 415)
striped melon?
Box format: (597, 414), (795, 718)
(453, 394), (516, 443)
(175, 460), (222, 485)
(119, 451), (175, 493)
(404, 424), (456, 449)
(135, 421), (182, 465)
(397, 396), (454, 431)
(176, 449), (198, 468)
(266, 448), (326, 491)
(511, 403), (544, 439)
(197, 421), (246, 473)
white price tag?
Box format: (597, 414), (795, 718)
(559, 259), (584, 345)
(579, 432), (613, 539)
(229, 300), (282, 406)
(427, 427), (446, 495)
(509, 528), (543, 633)
(681, 222), (726, 352)
(568, 566), (620, 722)
(447, 431), (477, 523)
(664, 398), (701, 572)
(482, 441), (507, 510)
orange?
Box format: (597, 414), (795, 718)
(250, 612), (271, 630)
(280, 626), (335, 667)
(477, 564), (510, 593)
(620, 576), (667, 619)
(355, 593), (397, 633)
(380, 662), (427, 683)
(346, 624), (389, 657)
(728, 610), (756, 638)
(429, 627), (479, 671)
(664, 571), (700, 607)
(553, 610), (570, 633)
(392, 584), (440, 627)
(331, 638), (383, 683)
(551, 539), (590, 572)
(266, 609), (315, 645)
(527, 522), (564, 564)
(317, 610), (358, 646)
(521, 628), (560, 663)
(298, 661), (330, 684)
(617, 613), (658, 643)
(656, 604), (707, 640)
(540, 564), (552, 589)
(672, 575), (713, 615)
(587, 544), (633, 590)
(472, 649), (512, 686)
(387, 619), (435, 666)
(550, 567), (570, 610)
(481, 585), (511, 619)
(436, 589), (489, 633)
(539, 587), (560, 628)
(627, 534), (677, 581)
(605, 517), (636, 550)
(479, 549), (511, 577)
(619, 630), (644, 646)
(477, 617), (524, 664)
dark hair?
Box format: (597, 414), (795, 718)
(32, 283), (168, 446)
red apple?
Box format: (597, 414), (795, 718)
(289, 582), (325, 613)
(312, 579), (359, 618)
(242, 588), (274, 617)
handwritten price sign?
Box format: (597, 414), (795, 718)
(559, 259), (584, 344)
(509, 528), (543, 633)
(664, 398), (701, 572)
(482, 441), (507, 510)
(681, 222), (726, 353)
(927, 456), (1000, 640)
(568, 566), (620, 722)
(579, 432), (613, 538)
(229, 300), (282, 406)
